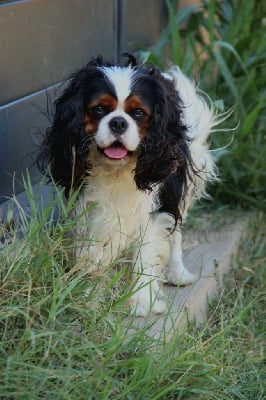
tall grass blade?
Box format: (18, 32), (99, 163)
(212, 48), (245, 113)
(214, 40), (249, 76)
(165, 0), (182, 66)
(241, 96), (265, 138)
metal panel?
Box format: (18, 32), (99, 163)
(0, 85), (60, 199)
(0, 0), (115, 105)
(0, 0), (116, 200)
(120, 0), (167, 54)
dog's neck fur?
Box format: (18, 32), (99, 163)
(78, 154), (151, 236)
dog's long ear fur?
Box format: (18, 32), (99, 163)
(37, 74), (89, 196)
(37, 61), (110, 196)
(134, 71), (194, 225)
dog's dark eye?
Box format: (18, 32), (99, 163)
(90, 105), (108, 119)
(131, 108), (146, 120)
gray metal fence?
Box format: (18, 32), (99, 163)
(0, 0), (167, 201)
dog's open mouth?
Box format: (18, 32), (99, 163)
(98, 141), (131, 160)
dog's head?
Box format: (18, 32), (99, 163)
(37, 55), (191, 195)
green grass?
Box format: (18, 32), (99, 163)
(0, 180), (265, 399)
(138, 0), (266, 210)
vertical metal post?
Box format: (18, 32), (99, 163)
(113, 0), (122, 64)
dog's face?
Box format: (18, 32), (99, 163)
(83, 67), (156, 166)
(37, 56), (190, 195)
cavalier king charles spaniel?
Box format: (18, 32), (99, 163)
(37, 54), (218, 317)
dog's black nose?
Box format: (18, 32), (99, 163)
(109, 117), (128, 135)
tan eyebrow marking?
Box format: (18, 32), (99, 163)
(84, 94), (118, 134)
(124, 95), (151, 138)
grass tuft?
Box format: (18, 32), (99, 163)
(0, 179), (265, 399)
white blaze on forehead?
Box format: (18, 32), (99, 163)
(101, 67), (135, 106)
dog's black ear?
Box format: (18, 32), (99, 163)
(134, 76), (193, 224)
(135, 77), (191, 190)
(37, 72), (91, 196)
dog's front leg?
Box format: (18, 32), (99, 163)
(129, 224), (167, 317)
(129, 256), (167, 317)
(166, 228), (197, 285)
(74, 236), (105, 275)
(71, 198), (110, 275)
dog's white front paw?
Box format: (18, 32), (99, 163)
(129, 286), (167, 317)
(166, 263), (197, 286)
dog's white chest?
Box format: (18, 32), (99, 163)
(75, 167), (151, 264)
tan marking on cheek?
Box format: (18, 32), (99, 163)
(83, 115), (99, 134)
(124, 95), (151, 138)
(138, 119), (150, 138)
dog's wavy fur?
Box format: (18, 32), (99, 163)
(37, 55), (218, 316)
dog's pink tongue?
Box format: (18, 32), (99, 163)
(104, 146), (128, 159)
